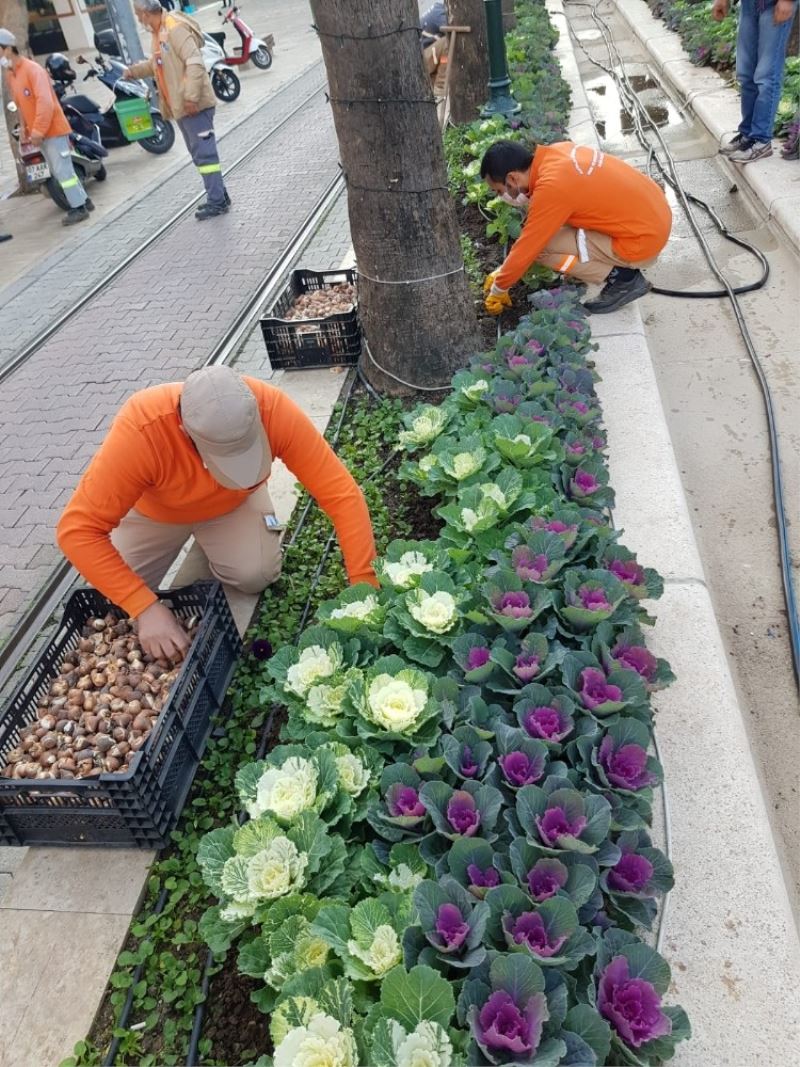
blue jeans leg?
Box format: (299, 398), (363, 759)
(736, 0), (793, 142)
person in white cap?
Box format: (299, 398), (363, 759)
(0, 27), (92, 225)
(57, 368), (378, 660)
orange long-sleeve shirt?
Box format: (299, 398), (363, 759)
(495, 142), (672, 291)
(6, 56), (71, 141)
(57, 379), (378, 617)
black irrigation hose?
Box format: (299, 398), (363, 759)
(103, 888), (170, 1067)
(567, 0), (800, 685)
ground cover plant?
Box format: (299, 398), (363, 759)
(645, 0), (799, 135)
(195, 285), (689, 1066)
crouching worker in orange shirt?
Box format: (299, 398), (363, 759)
(481, 139), (672, 316)
(57, 367), (378, 661)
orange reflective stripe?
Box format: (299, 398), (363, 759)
(557, 254), (577, 273)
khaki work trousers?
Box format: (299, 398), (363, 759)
(537, 226), (660, 285)
(110, 484), (282, 596)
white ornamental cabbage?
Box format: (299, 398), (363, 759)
(392, 1019), (454, 1067)
(383, 551), (434, 590)
(347, 924), (402, 976)
(252, 756), (318, 823)
(366, 672), (428, 733)
(305, 680), (349, 726)
(461, 507), (480, 533)
(285, 645), (340, 697)
(398, 407), (449, 448)
(513, 433), (533, 448)
(273, 1012), (358, 1067)
(330, 594), (380, 622)
(408, 589), (458, 635)
(385, 862), (425, 892)
(247, 837), (308, 900)
(335, 752), (370, 797)
(219, 899), (257, 922)
(450, 451), (482, 481)
(461, 378), (490, 402)
(418, 455), (438, 474)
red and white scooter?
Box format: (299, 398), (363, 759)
(212, 5), (274, 70)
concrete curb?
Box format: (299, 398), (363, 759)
(547, 3), (800, 1062)
(612, 0), (800, 256)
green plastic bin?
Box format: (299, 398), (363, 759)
(114, 98), (155, 141)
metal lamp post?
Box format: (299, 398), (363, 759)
(481, 0), (520, 118)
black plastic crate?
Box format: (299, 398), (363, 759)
(0, 582), (241, 849)
(261, 268), (361, 370)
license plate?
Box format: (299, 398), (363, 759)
(26, 161), (50, 182)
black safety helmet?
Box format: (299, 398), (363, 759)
(45, 53), (76, 84)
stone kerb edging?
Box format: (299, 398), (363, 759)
(612, 0), (800, 255)
(546, 2), (800, 1063)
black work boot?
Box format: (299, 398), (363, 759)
(62, 206), (90, 226)
(583, 267), (650, 315)
(195, 201), (229, 221)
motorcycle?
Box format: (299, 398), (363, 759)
(47, 45), (175, 156)
(209, 6), (274, 70)
(8, 103), (108, 211)
(201, 34), (241, 102)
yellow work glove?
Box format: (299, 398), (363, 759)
(484, 289), (512, 316)
(483, 271), (499, 293)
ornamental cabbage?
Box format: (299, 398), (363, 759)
(285, 644), (341, 697)
(390, 1019), (454, 1067)
(252, 756), (319, 823)
(247, 836), (308, 899)
(305, 678), (351, 726)
(273, 1012), (358, 1067)
(364, 669), (429, 733)
(330, 594), (381, 622)
(407, 588), (458, 634)
(398, 406), (450, 449)
(383, 550), (435, 589)
(348, 923), (403, 977)
(335, 751), (370, 797)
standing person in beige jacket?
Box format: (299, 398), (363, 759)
(125, 0), (230, 219)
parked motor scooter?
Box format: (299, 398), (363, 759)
(8, 103), (108, 211)
(46, 46), (175, 156)
(201, 34), (241, 102)
(209, 6), (274, 70)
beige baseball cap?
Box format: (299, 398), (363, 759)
(181, 367), (271, 490)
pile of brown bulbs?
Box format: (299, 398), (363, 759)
(283, 281), (357, 322)
(2, 612), (197, 782)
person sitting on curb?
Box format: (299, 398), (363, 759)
(57, 367), (379, 661)
(0, 28), (93, 226)
(124, 0), (230, 220)
(713, 0), (798, 164)
(480, 139), (672, 316)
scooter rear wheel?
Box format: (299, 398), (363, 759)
(251, 46), (272, 70)
(212, 67), (241, 103)
(139, 115), (176, 155)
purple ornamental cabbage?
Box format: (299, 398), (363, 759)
(598, 736), (658, 791)
(466, 646), (492, 672)
(608, 852), (654, 894)
(468, 863), (501, 892)
(608, 558), (646, 589)
(580, 668), (623, 710)
(612, 642), (658, 684)
(526, 339), (545, 357)
(460, 745), (479, 779)
(494, 591), (534, 620)
(509, 911), (568, 958)
(522, 705), (572, 742)
(598, 956), (672, 1048)
(433, 902), (470, 952)
(476, 990), (547, 1056)
(571, 469), (600, 497)
(447, 791), (481, 836)
(386, 784), (426, 819)
(512, 547), (551, 583)
(514, 653), (541, 682)
(567, 441), (587, 458)
(499, 751), (544, 788)
(571, 400), (590, 416)
(536, 806), (587, 847)
(576, 585), (613, 613)
(527, 858), (569, 901)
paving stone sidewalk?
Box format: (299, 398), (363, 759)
(0, 88), (339, 641)
(0, 59), (325, 369)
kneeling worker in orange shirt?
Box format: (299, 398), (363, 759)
(57, 367), (378, 661)
(481, 139), (672, 316)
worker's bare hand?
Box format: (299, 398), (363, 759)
(774, 0), (795, 23)
(30, 132), (44, 147)
(711, 0), (728, 21)
(137, 601), (190, 663)
(183, 100), (199, 116)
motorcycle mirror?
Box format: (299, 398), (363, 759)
(6, 101), (18, 113)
